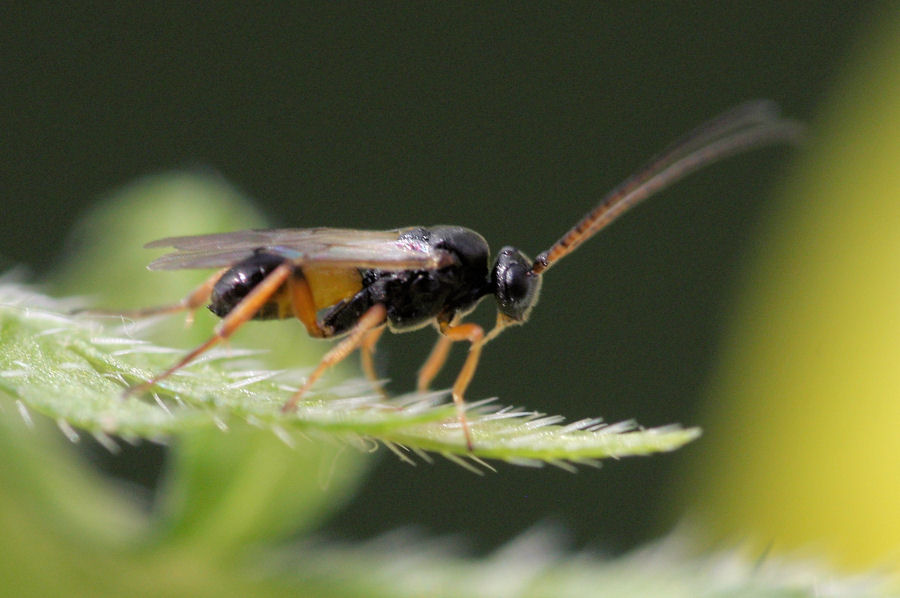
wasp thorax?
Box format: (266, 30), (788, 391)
(208, 251), (286, 318)
(491, 246), (541, 322)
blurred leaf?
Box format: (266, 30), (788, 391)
(678, 9), (900, 574)
(275, 531), (894, 598)
(53, 172), (267, 312)
(152, 425), (368, 554)
(0, 394), (146, 550)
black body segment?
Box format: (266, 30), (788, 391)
(205, 226), (496, 336)
(321, 226), (493, 335)
(208, 251), (288, 319)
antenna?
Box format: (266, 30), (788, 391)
(531, 101), (804, 275)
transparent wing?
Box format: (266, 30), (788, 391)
(145, 227), (456, 271)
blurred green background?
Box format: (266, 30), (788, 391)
(3, 1), (897, 577)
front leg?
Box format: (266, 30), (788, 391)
(438, 319), (486, 451)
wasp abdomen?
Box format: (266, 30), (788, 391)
(208, 251), (289, 320)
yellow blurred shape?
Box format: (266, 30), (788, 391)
(684, 12), (900, 573)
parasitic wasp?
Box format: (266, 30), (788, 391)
(94, 100), (803, 449)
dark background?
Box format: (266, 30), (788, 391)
(2, 4), (874, 552)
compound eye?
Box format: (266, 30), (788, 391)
(503, 262), (530, 302)
(492, 246), (541, 322)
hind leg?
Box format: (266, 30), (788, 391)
(124, 263), (293, 397)
(76, 268), (226, 325)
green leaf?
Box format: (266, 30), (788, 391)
(0, 280), (699, 466)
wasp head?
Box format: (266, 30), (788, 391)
(491, 246), (542, 324)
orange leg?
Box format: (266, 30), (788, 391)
(360, 325), (387, 396)
(123, 262), (293, 397)
(416, 335), (453, 392)
(281, 303), (388, 412)
(76, 268), (226, 323)
(289, 272), (387, 396)
(288, 273), (330, 338)
(439, 321), (485, 451)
